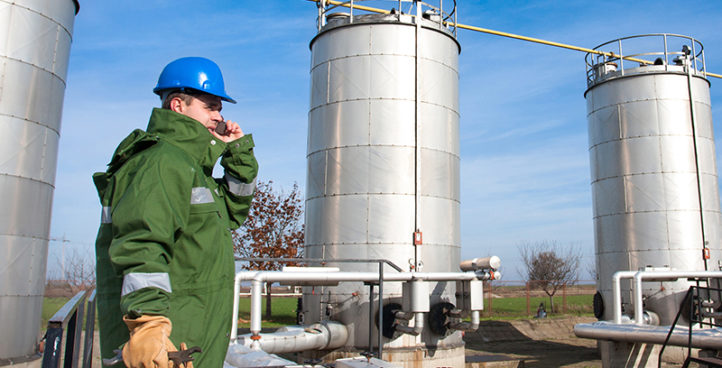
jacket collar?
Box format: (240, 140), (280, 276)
(146, 108), (227, 173)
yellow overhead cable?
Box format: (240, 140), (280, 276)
(312, 0), (722, 80)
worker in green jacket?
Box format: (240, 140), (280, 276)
(93, 57), (258, 367)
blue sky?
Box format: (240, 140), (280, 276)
(49, 1), (722, 281)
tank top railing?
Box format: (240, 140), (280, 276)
(314, 0), (458, 37)
(585, 34), (706, 87)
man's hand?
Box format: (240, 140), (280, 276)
(211, 119), (244, 143)
(122, 315), (177, 368)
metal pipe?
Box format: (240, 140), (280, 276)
(574, 321), (722, 350)
(413, 0), (421, 271)
(235, 257), (404, 272)
(236, 322), (348, 354)
(368, 283), (374, 354)
(685, 53), (709, 271)
(230, 270), (481, 342)
(612, 271), (637, 324)
(378, 263), (383, 358)
(250, 279), (263, 337)
(612, 270), (722, 325)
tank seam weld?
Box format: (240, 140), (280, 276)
(309, 97), (460, 116)
(0, 173), (56, 187)
(0, 113), (62, 135)
(5, 2), (74, 38)
(307, 145), (460, 158)
(0, 55), (68, 86)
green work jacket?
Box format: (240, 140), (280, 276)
(93, 108), (258, 367)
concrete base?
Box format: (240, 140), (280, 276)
(299, 343), (466, 368)
(599, 341), (691, 367)
(0, 353), (41, 368)
(465, 354), (524, 368)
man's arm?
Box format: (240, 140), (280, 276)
(218, 134), (259, 229)
(108, 156), (190, 317)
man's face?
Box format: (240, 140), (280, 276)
(177, 93), (223, 133)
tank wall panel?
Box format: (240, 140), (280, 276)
(0, 175), (54, 238)
(0, 0), (76, 359)
(0, 116), (60, 184)
(587, 72), (721, 323)
(305, 16), (460, 349)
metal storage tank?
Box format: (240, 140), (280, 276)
(585, 34), (721, 326)
(0, 0), (79, 361)
(303, 2), (462, 366)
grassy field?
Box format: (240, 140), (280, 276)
(482, 294), (594, 319)
(43, 293), (593, 330)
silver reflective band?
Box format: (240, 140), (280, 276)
(225, 174), (256, 196)
(121, 272), (172, 296)
(101, 206), (112, 224)
(190, 187), (214, 204)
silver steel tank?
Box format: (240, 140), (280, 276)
(585, 34), (721, 325)
(0, 0), (79, 361)
(304, 3), (462, 366)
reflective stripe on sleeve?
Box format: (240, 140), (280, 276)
(190, 187), (214, 204)
(121, 272), (172, 296)
(225, 174), (256, 196)
(101, 206), (112, 224)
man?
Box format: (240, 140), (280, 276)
(93, 57), (258, 367)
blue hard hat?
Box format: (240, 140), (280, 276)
(153, 57), (236, 104)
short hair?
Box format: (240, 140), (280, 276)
(161, 91), (194, 109)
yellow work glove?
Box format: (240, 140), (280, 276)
(122, 315), (178, 368)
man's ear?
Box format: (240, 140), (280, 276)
(169, 97), (184, 113)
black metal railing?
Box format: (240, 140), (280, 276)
(659, 281), (722, 368)
(42, 289), (97, 368)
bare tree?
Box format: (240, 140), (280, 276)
(232, 180), (304, 318)
(47, 248), (96, 295)
(519, 241), (581, 313)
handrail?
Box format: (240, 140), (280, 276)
(47, 291), (86, 327)
(585, 34), (709, 87)
(307, 0), (722, 80)
(235, 257), (403, 272)
(658, 284), (722, 367)
(82, 289), (97, 368)
(42, 290), (88, 368)
(234, 256), (401, 357)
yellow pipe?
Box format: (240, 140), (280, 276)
(310, 0), (721, 79)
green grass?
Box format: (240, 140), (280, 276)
(42, 297), (71, 329)
(483, 294), (594, 319)
(235, 296), (299, 328)
(43, 293), (593, 330)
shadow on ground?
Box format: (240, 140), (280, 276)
(464, 318), (601, 367)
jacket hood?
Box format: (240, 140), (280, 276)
(94, 108), (227, 199)
(146, 108), (227, 171)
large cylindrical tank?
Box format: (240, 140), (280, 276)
(586, 35), (721, 325)
(0, 0), (79, 360)
(303, 6), (461, 367)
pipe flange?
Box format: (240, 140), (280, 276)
(593, 291), (604, 319)
(376, 303), (402, 339)
(428, 302), (456, 336)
